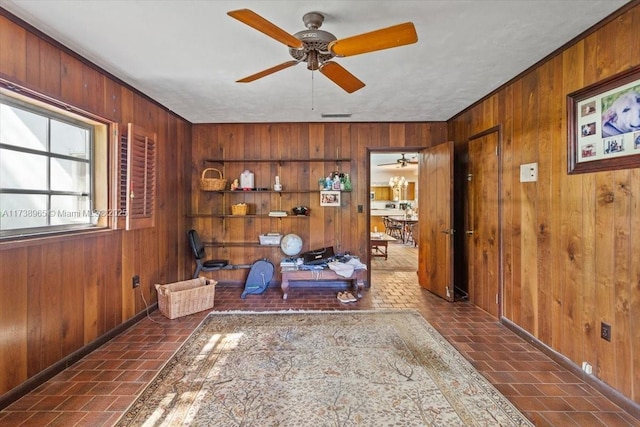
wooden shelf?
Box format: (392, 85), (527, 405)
(188, 213), (310, 218)
(204, 158), (350, 163)
(199, 190), (352, 194)
(194, 156), (352, 256)
(216, 190), (324, 194)
(204, 241), (282, 248)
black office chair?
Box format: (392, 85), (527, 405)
(187, 229), (228, 278)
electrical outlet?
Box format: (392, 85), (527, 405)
(601, 322), (611, 342)
(357, 204), (363, 213)
(132, 275), (140, 289)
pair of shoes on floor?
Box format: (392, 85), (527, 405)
(337, 291), (357, 303)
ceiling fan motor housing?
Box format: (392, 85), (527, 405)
(289, 12), (336, 70)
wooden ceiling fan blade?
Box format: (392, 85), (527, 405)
(328, 22), (418, 57)
(228, 9), (303, 49)
(237, 61), (299, 83)
(319, 61), (365, 93)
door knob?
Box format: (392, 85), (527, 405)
(465, 230), (474, 235)
(441, 229), (454, 235)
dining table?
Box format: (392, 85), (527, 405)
(386, 215), (418, 244)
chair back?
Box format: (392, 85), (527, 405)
(188, 229), (206, 260)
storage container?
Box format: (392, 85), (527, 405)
(259, 233), (283, 245)
(200, 168), (227, 191)
(231, 203), (248, 215)
(155, 278), (216, 319)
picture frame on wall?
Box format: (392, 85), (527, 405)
(567, 65), (640, 174)
(320, 190), (340, 207)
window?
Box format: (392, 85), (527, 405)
(0, 91), (106, 238)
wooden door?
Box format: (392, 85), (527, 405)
(418, 141), (454, 301)
(466, 132), (500, 317)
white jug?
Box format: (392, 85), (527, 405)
(240, 170), (254, 189)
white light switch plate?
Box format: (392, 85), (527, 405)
(520, 162), (538, 182)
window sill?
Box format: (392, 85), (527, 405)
(0, 226), (117, 250)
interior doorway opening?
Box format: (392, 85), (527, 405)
(369, 151), (419, 273)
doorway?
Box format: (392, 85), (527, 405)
(369, 150), (420, 274)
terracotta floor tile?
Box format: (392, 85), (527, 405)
(596, 412), (640, 426)
(567, 412), (608, 426)
(28, 395), (68, 412)
(46, 411), (87, 427)
(16, 410), (60, 426)
(54, 395), (94, 411)
(538, 411), (581, 426)
(0, 243), (638, 426)
(538, 396), (576, 412)
(563, 396), (601, 412)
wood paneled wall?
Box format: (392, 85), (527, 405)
(0, 13), (191, 398)
(191, 123), (447, 283)
(448, 5), (640, 403)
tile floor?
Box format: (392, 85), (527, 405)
(0, 242), (638, 426)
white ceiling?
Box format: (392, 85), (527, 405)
(0, 0), (629, 124)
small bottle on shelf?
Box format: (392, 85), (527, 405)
(343, 173), (352, 191)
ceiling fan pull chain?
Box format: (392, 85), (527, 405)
(311, 70), (315, 110)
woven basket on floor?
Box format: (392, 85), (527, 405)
(200, 168), (227, 191)
(155, 278), (216, 319)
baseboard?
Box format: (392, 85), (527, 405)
(0, 304), (157, 411)
(501, 317), (640, 421)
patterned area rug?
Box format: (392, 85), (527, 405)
(117, 310), (533, 426)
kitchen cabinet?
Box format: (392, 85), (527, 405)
(371, 215), (386, 233)
(372, 186), (391, 201)
(371, 182), (415, 201)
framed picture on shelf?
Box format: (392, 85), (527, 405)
(320, 190), (340, 207)
(568, 65), (640, 174)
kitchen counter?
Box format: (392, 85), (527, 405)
(370, 209), (404, 216)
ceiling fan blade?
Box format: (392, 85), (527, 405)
(237, 60), (299, 83)
(228, 9), (304, 49)
(328, 22), (418, 57)
(319, 61), (365, 93)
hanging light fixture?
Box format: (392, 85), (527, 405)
(389, 176), (406, 201)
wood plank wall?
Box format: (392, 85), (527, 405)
(447, 4), (640, 403)
(0, 13), (191, 397)
(191, 123), (447, 284)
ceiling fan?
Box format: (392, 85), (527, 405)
(377, 153), (418, 168)
(227, 9), (418, 93)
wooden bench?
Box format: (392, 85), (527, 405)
(280, 268), (366, 300)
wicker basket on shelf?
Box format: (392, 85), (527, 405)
(231, 203), (248, 215)
(200, 168), (227, 191)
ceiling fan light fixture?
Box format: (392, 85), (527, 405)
(306, 50), (319, 70)
(229, 9), (417, 93)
